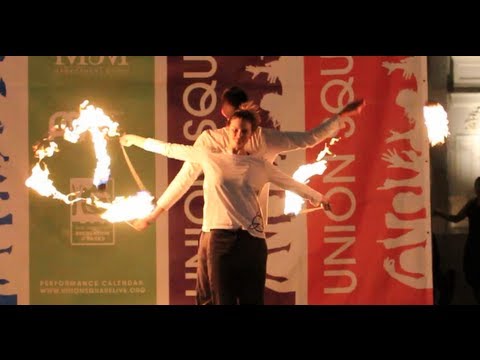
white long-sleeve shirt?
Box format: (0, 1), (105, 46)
(156, 114), (343, 226)
(144, 139), (324, 239)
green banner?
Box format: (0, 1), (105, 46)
(29, 56), (156, 304)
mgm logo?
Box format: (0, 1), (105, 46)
(54, 56), (129, 76)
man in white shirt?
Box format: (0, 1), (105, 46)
(121, 107), (329, 304)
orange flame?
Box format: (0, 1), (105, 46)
(94, 191), (155, 223)
(64, 100), (120, 186)
(284, 138), (339, 215)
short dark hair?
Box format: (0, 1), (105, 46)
(222, 86), (248, 109)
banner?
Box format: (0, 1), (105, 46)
(305, 56), (431, 304)
(28, 56), (157, 304)
(0, 56), (29, 305)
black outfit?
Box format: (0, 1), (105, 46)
(196, 229), (267, 305)
(463, 199), (480, 295)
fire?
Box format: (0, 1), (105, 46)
(35, 141), (58, 161)
(94, 191), (154, 223)
(25, 163), (71, 203)
(284, 161), (328, 215)
(26, 100), (155, 225)
(63, 100), (120, 186)
(283, 138), (338, 215)
(423, 102), (450, 146)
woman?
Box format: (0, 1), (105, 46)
(434, 177), (480, 303)
(142, 88), (364, 232)
(121, 107), (329, 305)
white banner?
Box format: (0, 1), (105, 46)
(0, 56), (29, 305)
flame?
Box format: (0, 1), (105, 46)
(94, 191), (155, 223)
(26, 100), (121, 208)
(25, 163), (71, 203)
(64, 100), (119, 186)
(35, 141), (59, 161)
(284, 161), (327, 215)
(423, 102), (450, 146)
(284, 138), (338, 215)
(26, 100), (156, 226)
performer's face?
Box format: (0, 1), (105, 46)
(221, 102), (236, 119)
(227, 117), (252, 150)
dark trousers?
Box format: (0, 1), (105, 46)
(196, 229), (268, 305)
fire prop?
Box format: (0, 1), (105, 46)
(25, 101), (154, 223)
(283, 138), (338, 216)
(423, 101), (450, 146)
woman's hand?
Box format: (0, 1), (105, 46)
(120, 134), (137, 147)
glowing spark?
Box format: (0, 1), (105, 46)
(423, 102), (449, 146)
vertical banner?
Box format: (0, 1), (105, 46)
(0, 56), (29, 305)
(166, 56), (309, 304)
(305, 56), (432, 304)
(28, 56), (156, 304)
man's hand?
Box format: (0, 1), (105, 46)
(310, 197), (331, 211)
(339, 99), (366, 118)
(321, 200), (332, 212)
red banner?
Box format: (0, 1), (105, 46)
(305, 56), (432, 304)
